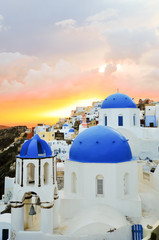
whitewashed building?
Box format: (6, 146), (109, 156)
(145, 104), (159, 127)
(34, 124), (50, 135)
(48, 139), (71, 161)
(54, 123), (72, 140)
(99, 92), (159, 160)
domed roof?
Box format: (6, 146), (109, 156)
(101, 93), (137, 109)
(19, 134), (52, 159)
(63, 123), (68, 127)
(69, 125), (133, 163)
(69, 128), (75, 132)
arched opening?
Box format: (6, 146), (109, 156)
(71, 172), (77, 193)
(27, 163), (35, 185)
(123, 173), (129, 196)
(96, 175), (104, 196)
(44, 162), (49, 185)
(118, 115), (123, 126)
(17, 161), (20, 185)
(23, 192), (41, 231)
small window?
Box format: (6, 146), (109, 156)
(96, 175), (104, 196)
(105, 116), (107, 126)
(97, 179), (103, 194)
(118, 116), (123, 126)
(133, 115), (136, 126)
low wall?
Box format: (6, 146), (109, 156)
(16, 226), (131, 240)
(143, 221), (159, 240)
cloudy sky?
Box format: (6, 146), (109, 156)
(0, 0), (159, 126)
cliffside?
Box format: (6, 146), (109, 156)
(0, 126), (28, 198)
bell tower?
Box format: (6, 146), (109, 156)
(11, 135), (59, 238)
(82, 114), (87, 128)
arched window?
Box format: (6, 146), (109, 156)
(71, 172), (77, 193)
(123, 173), (129, 195)
(17, 162), (20, 184)
(96, 175), (104, 196)
(44, 162), (49, 185)
(27, 163), (35, 184)
(133, 114), (136, 126)
(105, 116), (107, 126)
(118, 115), (123, 126)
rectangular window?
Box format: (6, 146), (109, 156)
(118, 116), (123, 126)
(105, 116), (107, 126)
(97, 179), (103, 195)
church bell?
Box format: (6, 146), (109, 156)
(29, 204), (36, 215)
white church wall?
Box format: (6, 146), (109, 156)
(117, 127), (159, 160)
(145, 106), (156, 116)
(99, 108), (140, 129)
(3, 177), (14, 204)
(63, 160), (141, 219)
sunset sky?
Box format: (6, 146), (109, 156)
(0, 0), (159, 127)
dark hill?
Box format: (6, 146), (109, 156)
(0, 126), (28, 198)
(0, 125), (10, 129)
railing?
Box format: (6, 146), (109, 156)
(132, 224), (143, 240)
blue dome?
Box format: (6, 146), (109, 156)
(69, 128), (75, 133)
(101, 93), (137, 109)
(69, 125), (133, 163)
(19, 134), (52, 159)
(63, 123), (68, 127)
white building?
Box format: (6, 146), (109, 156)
(34, 124), (50, 135)
(99, 92), (159, 160)
(48, 139), (71, 161)
(145, 104), (159, 127)
(54, 123), (72, 140)
(67, 128), (75, 139)
(6, 126), (142, 240)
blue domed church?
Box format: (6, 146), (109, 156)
(60, 125), (141, 236)
(99, 92), (140, 129)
